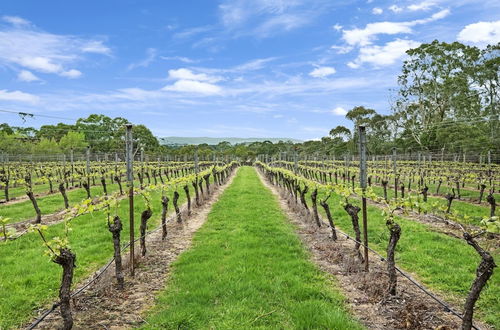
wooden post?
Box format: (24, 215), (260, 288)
(195, 150), (199, 174)
(358, 126), (369, 272)
(125, 124), (135, 276)
(393, 147), (398, 199)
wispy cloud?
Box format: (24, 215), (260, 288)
(218, 0), (330, 38)
(0, 16), (110, 79)
(0, 89), (39, 104)
(342, 9), (450, 46)
(127, 48), (157, 70)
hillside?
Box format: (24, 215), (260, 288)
(159, 136), (302, 146)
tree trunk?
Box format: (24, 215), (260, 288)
(27, 191), (42, 223)
(445, 191), (455, 213)
(183, 185), (191, 216)
(436, 180), (442, 194)
(140, 208), (152, 256)
(486, 194), (496, 217)
(192, 180), (200, 206)
(299, 185), (309, 211)
(82, 180), (91, 199)
(204, 174), (211, 194)
(161, 196), (169, 240)
(320, 199), (337, 240)
(461, 232), (496, 330)
(478, 184), (486, 203)
(382, 180), (388, 201)
(310, 188), (321, 227)
(59, 182), (69, 209)
(114, 175), (123, 195)
(344, 203), (363, 261)
(421, 186), (429, 202)
(173, 191), (182, 223)
(101, 176), (107, 196)
(386, 220), (401, 295)
(198, 177), (204, 196)
(53, 248), (76, 330)
(108, 216), (124, 289)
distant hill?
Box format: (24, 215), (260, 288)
(159, 137), (302, 146)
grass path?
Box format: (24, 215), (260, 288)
(143, 167), (361, 329)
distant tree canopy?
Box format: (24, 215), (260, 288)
(0, 114), (161, 156)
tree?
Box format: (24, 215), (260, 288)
(36, 138), (61, 155)
(59, 131), (88, 152)
(394, 40), (486, 150)
(37, 123), (76, 142)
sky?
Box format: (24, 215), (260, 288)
(0, 0), (499, 140)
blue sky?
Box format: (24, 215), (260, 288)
(0, 0), (498, 140)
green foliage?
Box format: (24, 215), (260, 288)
(59, 131), (88, 152)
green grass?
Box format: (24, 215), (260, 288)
(310, 184), (500, 327)
(144, 167), (361, 330)
(1, 182), (53, 201)
(1, 182), (125, 224)
(0, 183), (189, 329)
(367, 184), (496, 223)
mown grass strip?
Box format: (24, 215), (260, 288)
(0, 183), (189, 329)
(1, 183), (125, 224)
(144, 167), (361, 330)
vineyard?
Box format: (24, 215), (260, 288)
(0, 6), (498, 327)
(0, 141), (498, 329)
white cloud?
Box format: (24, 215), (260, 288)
(168, 68), (222, 83)
(457, 21), (500, 46)
(372, 7), (383, 15)
(0, 89), (39, 104)
(164, 68), (223, 95)
(348, 39), (420, 68)
(342, 9), (449, 46)
(18, 56), (62, 73)
(163, 80), (222, 95)
(17, 70), (40, 82)
(80, 40), (112, 55)
(332, 107), (347, 115)
(0, 16), (110, 78)
(2, 15), (30, 27)
(388, 5), (403, 13)
(331, 45), (353, 54)
(60, 69), (82, 79)
(408, 1), (435, 11)
(309, 66), (336, 78)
